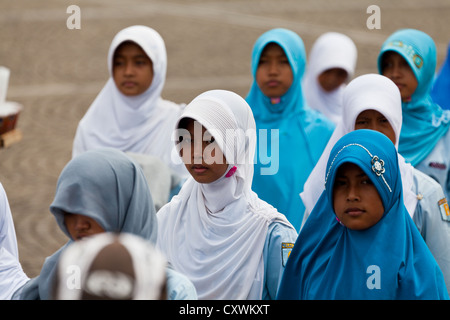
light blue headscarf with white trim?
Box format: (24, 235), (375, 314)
(277, 129), (448, 300)
(246, 28), (335, 231)
(378, 29), (450, 166)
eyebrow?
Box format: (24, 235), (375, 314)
(113, 54), (149, 60)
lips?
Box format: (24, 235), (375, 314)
(75, 233), (89, 240)
(122, 81), (137, 88)
(192, 164), (208, 174)
(345, 207), (365, 217)
(267, 80), (280, 87)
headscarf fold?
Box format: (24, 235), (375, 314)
(278, 129), (449, 300)
(72, 25), (186, 177)
(20, 148), (157, 299)
(377, 29), (450, 166)
(157, 90), (293, 299)
(301, 74), (417, 218)
(245, 28), (335, 231)
(303, 32), (357, 124)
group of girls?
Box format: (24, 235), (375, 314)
(1, 23), (450, 300)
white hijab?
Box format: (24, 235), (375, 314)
(303, 32), (357, 124)
(72, 25), (187, 177)
(157, 90), (293, 299)
(0, 183), (29, 299)
(301, 74), (417, 218)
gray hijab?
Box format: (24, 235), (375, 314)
(20, 148), (157, 299)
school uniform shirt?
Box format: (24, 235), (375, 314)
(277, 130), (449, 300)
(412, 168), (450, 294)
(431, 41), (450, 110)
(302, 32), (357, 124)
(245, 28), (335, 232)
(415, 129), (450, 201)
(301, 74), (450, 295)
(377, 29), (450, 194)
(72, 25), (188, 179)
(17, 148), (197, 300)
(157, 90), (297, 300)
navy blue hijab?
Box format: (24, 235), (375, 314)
(277, 130), (448, 300)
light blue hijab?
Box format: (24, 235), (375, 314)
(277, 130), (449, 300)
(20, 148), (157, 299)
(246, 28), (335, 231)
(378, 29), (450, 166)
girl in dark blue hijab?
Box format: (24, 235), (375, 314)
(277, 130), (448, 300)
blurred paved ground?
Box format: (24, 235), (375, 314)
(1, 0), (450, 278)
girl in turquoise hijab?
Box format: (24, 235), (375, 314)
(378, 29), (450, 167)
(246, 28), (335, 231)
(277, 129), (448, 300)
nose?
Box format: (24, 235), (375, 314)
(268, 61), (279, 75)
(192, 139), (204, 163)
(346, 184), (361, 202)
(73, 215), (90, 231)
(124, 61), (134, 76)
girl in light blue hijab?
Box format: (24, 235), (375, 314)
(378, 29), (450, 200)
(277, 129), (448, 300)
(16, 148), (196, 300)
(246, 28), (335, 231)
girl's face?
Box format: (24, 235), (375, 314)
(333, 162), (385, 230)
(64, 212), (105, 241)
(179, 119), (229, 184)
(318, 68), (348, 92)
(256, 43), (294, 98)
(381, 51), (418, 102)
(354, 109), (396, 145)
(113, 41), (154, 96)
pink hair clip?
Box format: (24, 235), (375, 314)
(225, 166), (237, 178)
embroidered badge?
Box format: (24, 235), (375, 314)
(371, 156), (385, 176)
(429, 162), (447, 170)
(281, 242), (294, 267)
(438, 198), (450, 222)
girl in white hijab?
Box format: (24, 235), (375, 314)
(301, 74), (450, 295)
(303, 32), (357, 124)
(72, 25), (188, 179)
(0, 183), (29, 299)
(157, 90), (297, 300)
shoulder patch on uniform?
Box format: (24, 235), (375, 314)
(438, 198), (450, 222)
(281, 242), (294, 267)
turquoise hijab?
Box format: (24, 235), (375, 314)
(277, 130), (448, 300)
(20, 148), (157, 299)
(246, 28), (335, 231)
(378, 29), (450, 166)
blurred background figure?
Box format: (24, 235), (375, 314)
(53, 232), (167, 300)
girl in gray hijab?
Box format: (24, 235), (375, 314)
(15, 148), (196, 300)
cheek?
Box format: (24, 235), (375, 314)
(255, 67), (266, 85)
